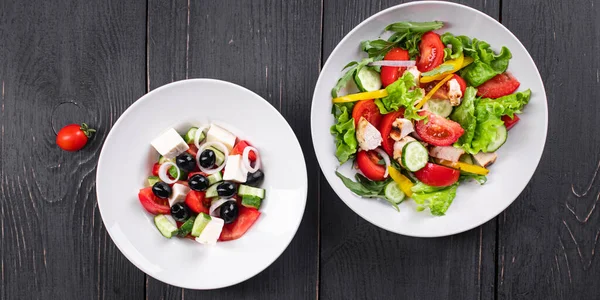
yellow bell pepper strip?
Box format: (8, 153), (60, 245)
(388, 166), (414, 198)
(332, 89), (388, 103)
(415, 74), (454, 109)
(437, 159), (489, 175)
(420, 54), (464, 83)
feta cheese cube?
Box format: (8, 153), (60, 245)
(223, 154), (248, 183)
(151, 128), (189, 159)
(195, 217), (225, 245)
(168, 183), (190, 207)
(206, 124), (237, 151)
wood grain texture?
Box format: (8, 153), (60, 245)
(0, 0), (146, 299)
(498, 0), (600, 299)
(145, 0), (322, 298)
(320, 1), (499, 299)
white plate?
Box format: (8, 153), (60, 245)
(311, 1), (547, 237)
(97, 79), (308, 289)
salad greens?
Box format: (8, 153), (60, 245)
(331, 58), (374, 98)
(330, 103), (358, 163)
(374, 72), (425, 120)
(361, 21), (444, 59)
(335, 171), (399, 211)
(411, 182), (458, 216)
(450, 86), (477, 150)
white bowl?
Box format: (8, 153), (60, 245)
(97, 79), (307, 289)
(311, 1), (547, 237)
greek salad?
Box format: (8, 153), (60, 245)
(330, 21), (531, 216)
(138, 123), (265, 244)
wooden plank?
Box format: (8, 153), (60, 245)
(320, 1), (499, 299)
(498, 0), (600, 298)
(145, 0), (322, 298)
(0, 0), (146, 299)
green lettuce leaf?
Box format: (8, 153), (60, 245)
(411, 182), (458, 216)
(330, 103), (358, 163)
(441, 32), (464, 60)
(374, 72), (425, 120)
(450, 86), (477, 151)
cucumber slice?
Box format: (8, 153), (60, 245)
(176, 216), (196, 237)
(147, 176), (160, 187)
(184, 127), (204, 144)
(191, 213), (212, 237)
(486, 124), (507, 152)
(207, 146), (225, 166)
(207, 172), (223, 185)
(459, 154), (474, 165)
(401, 141), (429, 172)
(168, 166), (187, 180)
(384, 182), (405, 204)
(154, 215), (178, 238)
(158, 155), (169, 164)
(238, 184), (265, 199)
(424, 99), (453, 117)
(241, 195), (262, 209)
(354, 67), (382, 92)
(205, 183), (219, 198)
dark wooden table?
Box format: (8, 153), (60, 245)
(0, 0), (596, 299)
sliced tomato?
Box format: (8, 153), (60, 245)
(378, 110), (404, 155)
(476, 72), (520, 98)
(231, 140), (256, 162)
(452, 74), (467, 94)
(185, 190), (209, 214)
(502, 114), (520, 130)
(356, 150), (386, 181)
(186, 144), (199, 157)
(151, 163), (160, 176)
(352, 99), (383, 127)
(416, 32), (445, 72)
(414, 163), (460, 187)
(138, 187), (170, 215)
(187, 171), (208, 179)
(415, 111), (464, 146)
(380, 48), (410, 87)
(219, 206), (261, 241)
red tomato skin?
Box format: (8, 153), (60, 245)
(356, 151), (386, 181)
(502, 114), (520, 130)
(452, 74), (467, 94)
(231, 140), (257, 161)
(185, 190), (209, 214)
(414, 163), (460, 187)
(352, 100), (383, 127)
(56, 124), (89, 151)
(378, 110), (405, 155)
(416, 32), (445, 72)
(186, 144), (199, 157)
(138, 187), (170, 215)
(415, 111), (464, 146)
(380, 48), (410, 87)
(219, 206), (261, 241)
(151, 163), (160, 176)
(476, 73), (520, 98)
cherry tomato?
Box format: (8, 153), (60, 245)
(356, 150), (386, 181)
(56, 123), (96, 151)
(352, 99), (383, 127)
(380, 48), (410, 87)
(415, 111), (464, 146)
(151, 163), (161, 176)
(378, 110), (405, 155)
(502, 114), (520, 130)
(452, 74), (467, 94)
(138, 187), (170, 215)
(476, 72), (520, 98)
(414, 163), (460, 187)
(416, 32), (445, 72)
(185, 190), (209, 214)
(231, 140), (257, 162)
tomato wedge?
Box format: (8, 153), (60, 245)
(185, 190), (209, 214)
(138, 187), (170, 215)
(502, 114), (520, 130)
(416, 32), (445, 72)
(352, 99), (383, 127)
(186, 144), (199, 157)
(415, 111), (464, 146)
(231, 140), (256, 162)
(151, 163), (160, 176)
(414, 163), (460, 187)
(219, 206), (261, 241)
(476, 73), (520, 98)
(356, 150), (386, 181)
(378, 110), (404, 155)
(380, 48), (410, 87)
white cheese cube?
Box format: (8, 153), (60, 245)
(206, 124), (237, 151)
(151, 128), (189, 159)
(195, 217), (225, 245)
(223, 154), (248, 183)
(168, 183), (190, 207)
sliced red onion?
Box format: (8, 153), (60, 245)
(196, 141), (229, 175)
(374, 148), (391, 178)
(209, 198), (235, 217)
(368, 60), (416, 67)
(158, 162), (179, 184)
(193, 124), (210, 149)
(242, 146), (261, 173)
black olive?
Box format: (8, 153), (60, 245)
(170, 203), (190, 222)
(199, 149), (216, 168)
(152, 182), (172, 199)
(176, 153), (196, 172)
(245, 169), (264, 187)
(188, 174), (209, 191)
(217, 181), (237, 198)
(219, 201), (239, 224)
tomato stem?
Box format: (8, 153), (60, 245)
(80, 123), (96, 138)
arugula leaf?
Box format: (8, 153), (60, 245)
(361, 21), (444, 59)
(335, 172), (399, 211)
(450, 87), (477, 151)
(330, 104), (358, 163)
(411, 182), (458, 216)
(384, 21), (444, 33)
(374, 72), (425, 120)
(331, 58), (373, 98)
